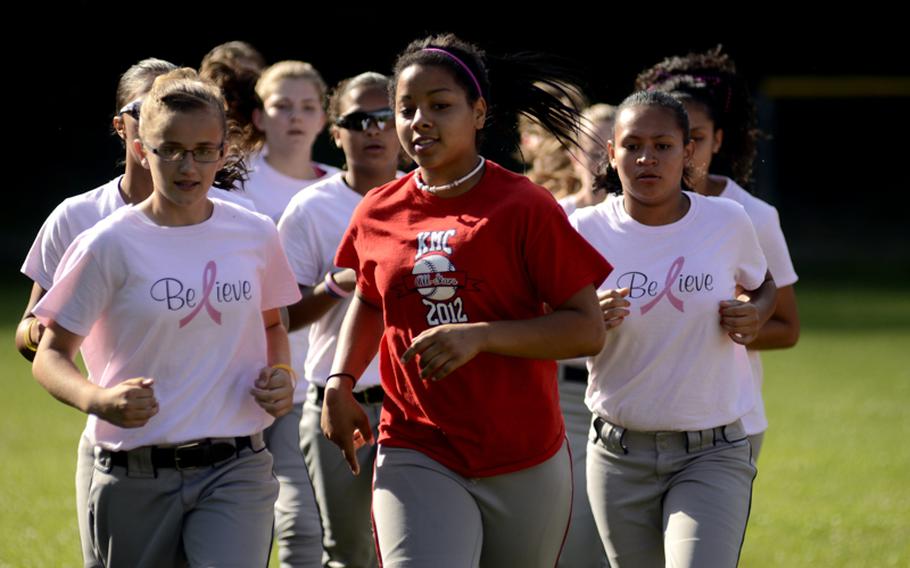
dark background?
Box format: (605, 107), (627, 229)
(7, 10), (909, 287)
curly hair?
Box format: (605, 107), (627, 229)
(634, 45), (760, 189)
(200, 41), (266, 156)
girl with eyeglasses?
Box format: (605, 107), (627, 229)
(635, 47), (800, 462)
(321, 34), (612, 567)
(17, 57), (256, 567)
(31, 68), (301, 567)
(571, 90), (776, 568)
(277, 71), (402, 568)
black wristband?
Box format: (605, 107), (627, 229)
(325, 372), (357, 385)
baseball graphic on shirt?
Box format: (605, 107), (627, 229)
(412, 254), (458, 301)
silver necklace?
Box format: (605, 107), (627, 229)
(415, 157), (486, 194)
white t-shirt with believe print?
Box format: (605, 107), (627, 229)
(21, 175), (256, 290)
(33, 200), (301, 451)
(570, 192), (768, 432)
(719, 177), (799, 435)
(277, 172), (381, 390)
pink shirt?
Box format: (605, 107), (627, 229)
(34, 200), (301, 450)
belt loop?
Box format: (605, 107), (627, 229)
(126, 447), (157, 479)
(593, 417), (627, 454)
(94, 447), (113, 473)
(603, 421), (628, 455)
(249, 431), (265, 451)
(613, 425), (628, 455)
(721, 420), (746, 443)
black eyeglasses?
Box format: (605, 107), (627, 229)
(146, 143), (225, 163)
(118, 100), (141, 120)
(335, 108), (394, 132)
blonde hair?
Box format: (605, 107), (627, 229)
(520, 103), (615, 200)
(255, 60), (327, 106)
(115, 58), (177, 113)
(139, 68), (250, 190)
(139, 68), (227, 141)
(583, 103), (617, 128)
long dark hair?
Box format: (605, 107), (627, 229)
(200, 41), (266, 157)
(635, 46), (760, 189)
(391, 33), (594, 160)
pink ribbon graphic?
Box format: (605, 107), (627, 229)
(179, 260), (223, 328)
(640, 256), (686, 315)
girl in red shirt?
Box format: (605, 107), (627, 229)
(322, 33), (612, 567)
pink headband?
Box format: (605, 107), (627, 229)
(422, 48), (483, 98)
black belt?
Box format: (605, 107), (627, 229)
(108, 436), (254, 470)
(560, 365), (588, 384)
(316, 385), (384, 405)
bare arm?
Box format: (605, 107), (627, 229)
(321, 293), (385, 475)
(745, 285), (799, 351)
(720, 271), (778, 345)
(401, 284), (604, 381)
(286, 269), (357, 331)
(32, 322), (158, 427)
(250, 308), (295, 418)
(15, 282), (47, 362)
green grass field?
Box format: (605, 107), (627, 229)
(1, 280), (908, 567)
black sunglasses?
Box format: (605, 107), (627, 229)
(335, 108), (394, 132)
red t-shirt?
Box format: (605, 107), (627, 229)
(336, 161), (612, 477)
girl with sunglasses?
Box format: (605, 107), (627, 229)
(278, 71), (401, 568)
(322, 34), (612, 567)
(572, 90), (776, 568)
(31, 68), (300, 567)
(635, 47), (800, 461)
(19, 58), (173, 567)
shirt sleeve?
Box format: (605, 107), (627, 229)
(732, 207), (769, 292)
(277, 198), (323, 287)
(31, 232), (113, 337)
(260, 223), (304, 311)
(21, 203), (76, 290)
(523, 194), (613, 308)
(335, 206), (382, 307)
(752, 206), (798, 288)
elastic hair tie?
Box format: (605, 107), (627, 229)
(326, 372), (358, 386)
(422, 47), (483, 98)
